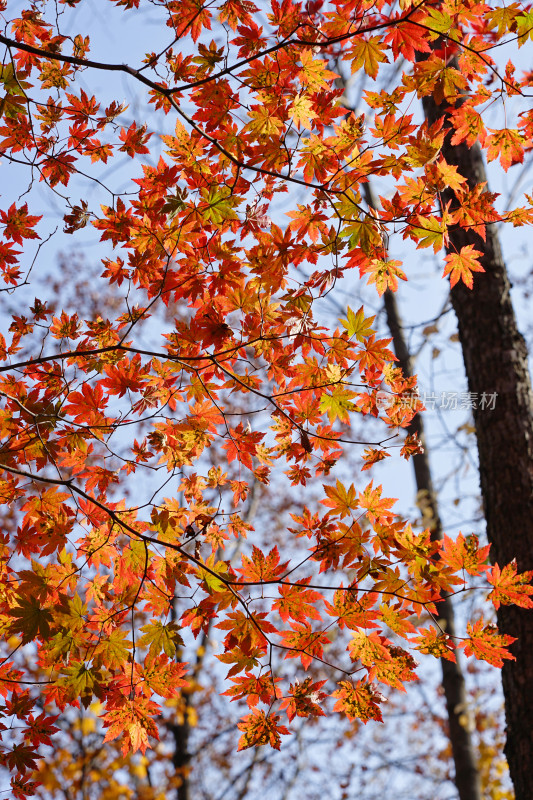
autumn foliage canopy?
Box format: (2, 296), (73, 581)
(1, 0), (533, 793)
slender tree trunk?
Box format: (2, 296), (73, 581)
(385, 289), (482, 800)
(421, 82), (533, 800)
(169, 629), (196, 800)
(171, 716), (191, 800)
(364, 181), (482, 800)
(169, 480), (262, 800)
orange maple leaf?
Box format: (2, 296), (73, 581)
(237, 709), (289, 751)
(487, 560), (533, 610)
(442, 246), (485, 289)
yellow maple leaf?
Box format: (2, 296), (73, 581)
(288, 93), (317, 130)
(245, 106), (284, 139)
(349, 37), (388, 79)
(299, 49), (338, 91)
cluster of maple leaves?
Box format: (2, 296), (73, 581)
(1, 0), (533, 794)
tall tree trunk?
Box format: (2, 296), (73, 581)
(364, 183), (482, 800)
(421, 81), (533, 800)
(385, 288), (482, 800)
(169, 480), (262, 799)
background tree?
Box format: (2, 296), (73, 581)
(372, 194), (482, 800)
(420, 53), (533, 800)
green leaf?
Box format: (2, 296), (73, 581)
(58, 661), (105, 707)
(138, 620), (184, 657)
(516, 10), (533, 45)
(9, 598), (53, 644)
(199, 186), (243, 226)
(320, 386), (358, 423)
(411, 215), (447, 252)
(341, 306), (375, 342)
(94, 629), (133, 670)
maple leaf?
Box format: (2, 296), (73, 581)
(349, 37), (388, 79)
(222, 671), (281, 708)
(440, 533), (491, 575)
(341, 305), (376, 342)
(103, 696), (161, 756)
(298, 49), (338, 91)
(279, 677), (327, 722)
(486, 127), (525, 171)
(223, 423), (265, 469)
(332, 680), (385, 723)
(462, 619), (516, 668)
(487, 3), (519, 32)
(372, 645), (419, 690)
(237, 709), (289, 750)
(198, 554), (234, 596)
(273, 580), (323, 623)
(321, 479), (358, 518)
(361, 258), (407, 296)
(11, 775), (41, 800)
(181, 600), (218, 639)
(237, 545), (289, 582)
(0, 664), (23, 699)
(217, 646), (263, 678)
(348, 630), (391, 668)
(9, 597), (54, 644)
(450, 103), (486, 147)
(288, 94), (317, 130)
(286, 204), (329, 243)
(216, 610), (277, 656)
(379, 602), (416, 638)
(0, 202), (42, 244)
(362, 447), (391, 471)
(487, 560), (533, 610)
(443, 246), (485, 289)
(57, 662), (106, 708)
(400, 433), (424, 460)
(359, 481), (397, 525)
(170, 0), (212, 41)
(64, 381), (109, 425)
(280, 622), (330, 669)
(118, 121), (151, 157)
(138, 620), (184, 657)
(219, 0), (258, 30)
(4, 743), (38, 775)
(102, 354), (148, 396)
(49, 311), (81, 340)
(382, 19), (430, 60)
(245, 105), (283, 139)
(198, 185), (242, 226)
(22, 711), (60, 747)
(319, 385), (358, 423)
(63, 200), (91, 234)
(355, 334), (396, 373)
(432, 159), (467, 193)
(94, 629), (133, 670)
(413, 627), (456, 662)
(412, 214), (448, 252)
(516, 9), (533, 45)
(139, 654), (189, 698)
(40, 152), (77, 187)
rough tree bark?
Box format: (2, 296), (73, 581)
(421, 79), (533, 800)
(363, 182), (482, 800)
